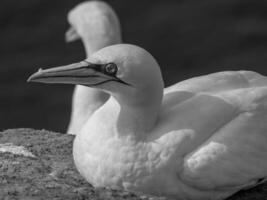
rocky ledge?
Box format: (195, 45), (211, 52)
(0, 129), (266, 200)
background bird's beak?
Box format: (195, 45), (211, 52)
(28, 61), (109, 86)
(65, 26), (80, 42)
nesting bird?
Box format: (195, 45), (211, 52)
(29, 44), (267, 200)
(65, 0), (121, 134)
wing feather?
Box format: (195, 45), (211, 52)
(179, 87), (267, 191)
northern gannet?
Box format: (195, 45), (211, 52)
(66, 0), (121, 134)
(28, 44), (267, 200)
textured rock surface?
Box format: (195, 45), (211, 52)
(0, 128), (266, 200)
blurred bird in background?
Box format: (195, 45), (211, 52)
(65, 0), (121, 134)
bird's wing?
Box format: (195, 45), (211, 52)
(165, 71), (267, 94)
(178, 86), (267, 191)
(163, 71), (267, 108)
(162, 70), (267, 124)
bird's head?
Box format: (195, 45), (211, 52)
(65, 0), (121, 47)
(28, 44), (164, 104)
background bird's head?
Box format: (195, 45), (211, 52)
(65, 0), (121, 51)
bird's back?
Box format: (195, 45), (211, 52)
(156, 71), (267, 195)
(165, 70), (267, 94)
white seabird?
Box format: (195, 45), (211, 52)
(28, 44), (267, 200)
(66, 0), (121, 134)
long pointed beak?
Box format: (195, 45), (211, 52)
(65, 26), (80, 42)
(28, 61), (109, 86)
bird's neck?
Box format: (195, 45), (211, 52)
(117, 100), (159, 140)
(93, 91), (162, 141)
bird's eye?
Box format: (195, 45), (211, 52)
(104, 63), (117, 75)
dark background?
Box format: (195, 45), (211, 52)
(1, 0), (267, 133)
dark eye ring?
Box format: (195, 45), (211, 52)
(104, 63), (117, 75)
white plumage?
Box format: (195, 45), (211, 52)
(29, 44), (267, 200)
(66, 0), (121, 134)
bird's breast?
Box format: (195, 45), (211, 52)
(73, 128), (182, 193)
